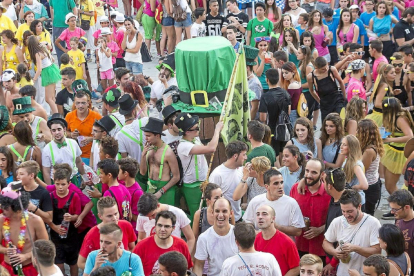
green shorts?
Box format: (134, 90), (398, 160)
(142, 14), (162, 41)
(147, 178), (176, 206)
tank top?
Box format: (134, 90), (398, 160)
(373, 15), (392, 36)
(299, 63), (314, 93)
(199, 207), (212, 233)
(388, 254), (409, 276)
(125, 32), (143, 64)
(393, 71), (408, 106)
(342, 159), (366, 204)
(312, 25), (329, 56)
(365, 147), (380, 185)
(31, 116), (46, 149)
(338, 24), (356, 45)
(258, 56), (272, 90)
(3, 44), (18, 72)
(41, 56), (52, 69)
(292, 137), (318, 157)
(143, 0), (156, 17)
(323, 142), (340, 163)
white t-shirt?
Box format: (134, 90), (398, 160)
(90, 140), (100, 172)
(209, 164), (243, 221)
(243, 194), (305, 230)
(150, 78), (178, 100)
(42, 138), (82, 178)
(136, 205), (191, 238)
(325, 214), (381, 276)
(38, 265), (64, 276)
(109, 111), (125, 137)
(178, 0), (192, 13)
(162, 129), (181, 145)
(177, 137), (208, 183)
(195, 225), (239, 276)
(4, 4), (17, 21)
(116, 117), (149, 162)
(191, 22), (206, 37)
(220, 252), (282, 276)
(97, 47), (113, 72)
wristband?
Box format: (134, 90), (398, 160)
(240, 179), (247, 184)
(33, 206), (39, 213)
(159, 188), (165, 195)
(162, 187), (167, 193)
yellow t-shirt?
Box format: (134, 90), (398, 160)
(60, 63), (75, 71)
(92, 0), (105, 17)
(37, 31), (52, 46)
(0, 15), (17, 33)
(3, 44), (18, 72)
(68, 49), (86, 80)
(80, 0), (96, 26)
(16, 23), (30, 43)
(17, 78), (34, 89)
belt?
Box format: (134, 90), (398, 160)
(179, 89), (226, 107)
(389, 144), (404, 151)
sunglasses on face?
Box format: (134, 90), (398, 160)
(254, 36), (271, 43)
(393, 63), (403, 67)
(352, 51), (365, 56)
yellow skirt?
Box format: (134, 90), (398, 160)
(381, 144), (406, 174)
(366, 110), (383, 127)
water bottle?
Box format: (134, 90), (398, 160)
(60, 220), (70, 239)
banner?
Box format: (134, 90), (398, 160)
(220, 47), (250, 146)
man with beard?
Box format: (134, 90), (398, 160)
(133, 211), (193, 275)
(323, 189), (381, 276)
(254, 205), (300, 276)
(140, 118), (180, 205)
(0, 187), (48, 276)
(289, 159), (331, 260)
(243, 168), (305, 237)
(193, 198), (239, 276)
(83, 223), (144, 275)
(42, 113), (87, 186)
(394, 7), (414, 47)
(150, 55), (177, 104)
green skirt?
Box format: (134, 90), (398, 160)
(42, 64), (62, 86)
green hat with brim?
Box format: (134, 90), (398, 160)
(156, 53), (175, 77)
(72, 79), (89, 94)
(244, 45), (259, 66)
(0, 106), (9, 131)
(12, 96), (35, 115)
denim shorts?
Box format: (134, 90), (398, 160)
(174, 13), (192, 28)
(126, 61), (143, 74)
(162, 16), (174, 26)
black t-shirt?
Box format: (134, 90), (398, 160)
(258, 87), (291, 134)
(394, 19), (414, 43)
(204, 13), (225, 37)
(325, 197), (342, 259)
(55, 88), (74, 117)
(223, 12), (249, 42)
(25, 185), (53, 212)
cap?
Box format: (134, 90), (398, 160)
(100, 27), (112, 35)
(100, 16), (109, 22)
(2, 69), (15, 82)
(322, 8), (334, 17)
(349, 4), (360, 9)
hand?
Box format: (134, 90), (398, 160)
(83, 74), (87, 80)
(52, 224), (67, 236)
(303, 226), (323, 239)
(322, 264), (335, 276)
(142, 142), (152, 156)
(74, 217), (83, 228)
(71, 130), (79, 139)
(36, 133), (44, 143)
(86, 186), (102, 198)
(159, 73), (167, 83)
(341, 242), (356, 253)
(260, 51), (266, 60)
(164, 95), (173, 106)
(9, 253), (28, 265)
(28, 202), (37, 212)
(348, 269), (361, 276)
(297, 178), (306, 195)
(154, 191), (162, 199)
(80, 137), (92, 147)
(242, 162), (251, 180)
(94, 250), (108, 269)
(6, 247), (16, 258)
(32, 77), (38, 82)
(334, 247), (348, 260)
(63, 213), (73, 222)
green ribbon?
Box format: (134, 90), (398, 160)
(56, 141), (68, 149)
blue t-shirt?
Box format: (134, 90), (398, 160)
(296, 25), (307, 37)
(84, 250), (144, 276)
(234, 41), (241, 52)
(353, 18), (367, 45)
(323, 17), (340, 46)
(360, 11), (376, 46)
(392, 6), (399, 28)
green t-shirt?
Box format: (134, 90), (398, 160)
(247, 17), (273, 46)
(50, 0), (76, 28)
(247, 144), (276, 165)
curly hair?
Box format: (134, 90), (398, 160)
(293, 117), (316, 154)
(342, 135), (362, 182)
(0, 190), (31, 212)
(123, 81), (147, 109)
(320, 113), (344, 147)
(345, 97), (366, 127)
(383, 97), (414, 134)
(357, 119), (384, 157)
(251, 156), (272, 175)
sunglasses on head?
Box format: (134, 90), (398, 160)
(328, 168), (342, 184)
(254, 36), (271, 43)
(284, 27), (295, 31)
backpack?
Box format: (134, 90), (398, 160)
(273, 96), (293, 142)
(168, 140), (185, 187)
(171, 0), (187, 22)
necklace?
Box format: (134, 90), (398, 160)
(291, 6), (299, 10)
(151, 142), (165, 151)
(289, 166), (300, 174)
(4, 210), (29, 253)
(329, 138), (335, 144)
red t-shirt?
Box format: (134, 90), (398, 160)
(290, 182), (331, 256)
(254, 231), (300, 275)
(79, 220), (137, 258)
(133, 236), (193, 276)
(50, 190), (82, 217)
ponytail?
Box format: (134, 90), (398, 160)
(11, 37), (18, 45)
(297, 152), (307, 179)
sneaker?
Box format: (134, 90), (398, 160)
(382, 211), (395, 220)
(86, 53), (92, 62)
(91, 91), (101, 100)
(157, 54), (163, 59)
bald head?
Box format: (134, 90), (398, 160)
(257, 205), (276, 218)
(212, 197), (232, 211)
(256, 205), (276, 230)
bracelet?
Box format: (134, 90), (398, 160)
(162, 187), (167, 193)
(240, 179), (247, 184)
(33, 206), (39, 213)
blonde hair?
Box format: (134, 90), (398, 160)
(300, 254), (323, 274)
(17, 160), (39, 176)
(251, 156), (272, 174)
(342, 135), (363, 182)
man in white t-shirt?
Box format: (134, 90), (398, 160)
(323, 189), (381, 276)
(174, 112), (223, 221)
(161, 105), (182, 147)
(102, 88), (125, 137)
(191, 8), (206, 38)
(243, 168), (305, 236)
(194, 198), (239, 276)
(220, 222), (282, 276)
(209, 141), (247, 221)
(150, 54), (177, 103)
(32, 240), (64, 276)
(136, 193), (195, 254)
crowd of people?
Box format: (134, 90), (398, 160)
(0, 0), (413, 275)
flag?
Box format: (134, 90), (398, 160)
(220, 47), (250, 146)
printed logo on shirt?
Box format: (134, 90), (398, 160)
(122, 199), (130, 220)
(254, 25), (266, 33)
(151, 260), (161, 275)
(30, 199), (40, 207)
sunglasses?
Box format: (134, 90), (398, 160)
(393, 63), (403, 68)
(254, 36), (271, 43)
(352, 51), (365, 56)
(343, 34), (347, 43)
(188, 127), (200, 131)
(328, 168), (342, 184)
(284, 27), (295, 31)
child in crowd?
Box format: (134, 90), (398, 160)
(56, 67), (76, 117)
(296, 13), (309, 37)
(68, 36), (86, 80)
(60, 53), (74, 71)
(347, 59), (367, 101)
(191, 8), (207, 38)
(16, 63), (33, 88)
(96, 36), (114, 92)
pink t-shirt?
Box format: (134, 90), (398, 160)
(58, 27), (86, 50)
(103, 184), (132, 221)
(114, 29), (125, 59)
(143, 0), (157, 16)
(373, 55), (389, 81)
(47, 183), (97, 233)
(347, 77), (367, 101)
(93, 29), (102, 39)
(107, 41), (119, 64)
(120, 181), (144, 232)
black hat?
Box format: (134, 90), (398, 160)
(119, 94), (138, 115)
(95, 115), (116, 135)
(140, 117), (165, 135)
(174, 112), (199, 135)
(47, 113), (68, 129)
(162, 106), (181, 125)
(103, 88), (121, 108)
(323, 8), (334, 17)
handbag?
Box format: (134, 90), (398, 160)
(140, 41), (152, 62)
(81, 19), (91, 30)
(297, 93), (308, 117)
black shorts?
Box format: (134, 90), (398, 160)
(54, 243), (79, 265)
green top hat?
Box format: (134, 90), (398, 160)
(0, 106), (9, 131)
(156, 53), (175, 77)
(12, 96), (35, 115)
(244, 45), (259, 66)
